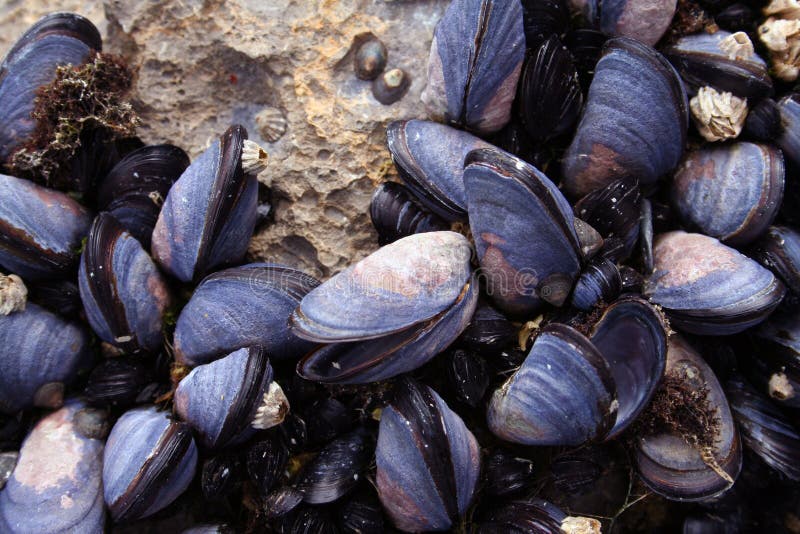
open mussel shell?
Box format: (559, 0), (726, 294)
(747, 311), (800, 408)
(296, 429), (371, 504)
(635, 335), (742, 502)
(574, 0), (676, 46)
(487, 324), (617, 446)
(0, 12), (101, 163)
(590, 296), (667, 438)
(465, 147), (581, 316)
(421, 0), (525, 134)
(671, 142), (784, 247)
(751, 225), (800, 296)
(175, 347), (286, 450)
(517, 35), (583, 141)
(97, 144), (190, 248)
(726, 375), (800, 481)
(377, 378), (480, 532)
(644, 231), (785, 335)
(570, 257), (622, 311)
(174, 263), (319, 366)
(0, 302), (91, 414)
(103, 406), (198, 522)
(0, 173), (92, 280)
(292, 231), (472, 343)
(562, 37), (688, 198)
(663, 31), (772, 98)
(151, 124), (258, 283)
(385, 119), (491, 221)
(369, 181), (447, 246)
(297, 273), (478, 383)
(79, 213), (171, 354)
(0, 400), (105, 533)
(574, 176), (641, 260)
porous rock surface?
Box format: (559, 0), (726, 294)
(0, 0), (449, 279)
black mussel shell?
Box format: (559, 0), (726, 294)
(574, 176), (641, 260)
(277, 505), (338, 534)
(296, 429), (371, 505)
(263, 486), (304, 520)
(744, 98), (782, 142)
(750, 225), (800, 296)
(640, 198), (654, 273)
(484, 449), (536, 499)
(570, 257), (622, 311)
(247, 435), (289, 497)
(84, 357), (151, 408)
(444, 348), (489, 407)
(457, 302), (515, 356)
(478, 499), (591, 533)
(201, 453), (244, 501)
(28, 279), (81, 316)
(726, 375), (800, 481)
(517, 35), (583, 141)
(565, 28), (607, 90)
(619, 265), (644, 293)
(521, 0), (570, 47)
(369, 181), (447, 246)
(337, 490), (384, 534)
(716, 3), (756, 32)
(302, 398), (352, 447)
(747, 310), (800, 408)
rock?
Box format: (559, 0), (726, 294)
(0, 0), (450, 279)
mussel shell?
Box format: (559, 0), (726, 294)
(644, 231), (785, 335)
(0, 302), (92, 414)
(750, 225), (800, 296)
(338, 490), (385, 533)
(456, 302), (515, 356)
(464, 147), (581, 315)
(385, 119), (491, 221)
(151, 124), (258, 283)
(478, 498), (567, 534)
(635, 335), (742, 501)
(377, 378), (480, 532)
(297, 274), (478, 384)
(589, 296), (668, 439)
(445, 349), (489, 407)
(671, 142), (784, 246)
(565, 28), (608, 89)
(0, 13), (101, 162)
(0, 173), (92, 280)
(103, 406), (198, 522)
(175, 347), (277, 450)
(201, 453), (243, 501)
(747, 310), (800, 408)
(291, 231), (472, 343)
(570, 257), (622, 311)
(726, 375), (800, 481)
(487, 323), (617, 446)
(0, 400), (104, 534)
(597, 0), (677, 46)
(776, 94), (800, 167)
(521, 0), (570, 46)
(174, 263), (319, 366)
(247, 435), (289, 498)
(98, 144), (190, 248)
(744, 98), (782, 142)
(562, 37), (688, 197)
(79, 212), (171, 354)
(301, 398), (352, 447)
(421, 0), (525, 134)
(28, 279), (81, 316)
(262, 486), (303, 519)
(369, 181), (447, 246)
(84, 357), (152, 408)
(663, 31), (772, 98)
(573, 176), (641, 260)
(516, 35), (583, 141)
(296, 429), (371, 505)
(484, 449), (536, 498)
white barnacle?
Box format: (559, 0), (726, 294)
(759, 17), (800, 81)
(689, 87), (748, 142)
(719, 31), (755, 61)
(561, 515), (602, 534)
(0, 274), (26, 315)
(252, 381), (290, 430)
(241, 139), (269, 176)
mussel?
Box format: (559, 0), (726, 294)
(572, 0), (677, 46)
(103, 406), (198, 522)
(671, 142), (784, 246)
(175, 347), (288, 450)
(0, 173), (92, 281)
(295, 429), (371, 504)
(376, 378), (480, 532)
(151, 125), (262, 283)
(173, 263), (319, 366)
(562, 37), (688, 197)
(294, 231), (477, 383)
(369, 181), (447, 246)
(78, 212), (172, 354)
(0, 13), (101, 163)
(479, 498), (599, 533)
(385, 119), (491, 221)
(644, 231), (785, 335)
(421, 0), (525, 134)
(464, 147), (581, 315)
(0, 302), (91, 414)
(0, 400), (105, 533)
(751, 225), (800, 296)
(746, 310), (800, 407)
(573, 176), (642, 261)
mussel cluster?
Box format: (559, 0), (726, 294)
(5, 1), (800, 533)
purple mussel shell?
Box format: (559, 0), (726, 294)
(0, 400), (105, 533)
(103, 406), (198, 522)
(569, 257), (622, 311)
(464, 147), (581, 316)
(386, 119), (491, 221)
(421, 0), (525, 135)
(291, 231), (472, 343)
(0, 173), (92, 281)
(79, 213), (172, 354)
(574, 0), (676, 46)
(151, 125), (258, 283)
(0, 302), (92, 415)
(644, 231), (785, 335)
(671, 142), (784, 246)
(0, 13), (101, 162)
(562, 37), (688, 197)
(377, 378), (480, 532)
(175, 347), (283, 450)
(174, 263), (320, 366)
